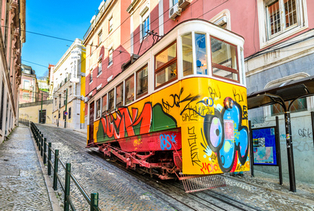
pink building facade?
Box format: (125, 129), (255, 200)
(84, 0), (314, 183)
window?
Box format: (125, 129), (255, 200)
(108, 89), (114, 112)
(116, 83), (123, 108)
(98, 31), (102, 45)
(109, 16), (113, 33)
(266, 0), (297, 37)
(69, 107), (72, 119)
(211, 37), (239, 82)
(55, 98), (57, 106)
(23, 80), (30, 90)
(155, 42), (177, 88)
(96, 99), (101, 118)
(98, 62), (102, 76)
(108, 48), (113, 66)
(272, 98), (307, 115)
(69, 86), (72, 95)
(182, 33), (193, 76)
(141, 13), (150, 39)
(195, 33), (207, 75)
(125, 75), (134, 105)
(90, 70), (93, 83)
(257, 0), (307, 47)
(90, 42), (93, 55)
(22, 93), (30, 100)
(102, 94), (107, 115)
(137, 66), (148, 98)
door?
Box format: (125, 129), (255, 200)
(89, 102), (94, 144)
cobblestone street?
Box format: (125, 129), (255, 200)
(0, 125), (51, 210)
(1, 123), (314, 210)
(36, 124), (314, 211)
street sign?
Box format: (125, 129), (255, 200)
(64, 111), (68, 115)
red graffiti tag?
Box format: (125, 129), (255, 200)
(200, 162), (219, 174)
(101, 102), (152, 139)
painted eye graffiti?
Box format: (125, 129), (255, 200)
(204, 98), (248, 173)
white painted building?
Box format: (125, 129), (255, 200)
(52, 38), (86, 129)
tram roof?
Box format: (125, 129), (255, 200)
(247, 75), (314, 109)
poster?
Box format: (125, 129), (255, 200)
(252, 127), (278, 166)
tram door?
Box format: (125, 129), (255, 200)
(89, 102), (94, 144)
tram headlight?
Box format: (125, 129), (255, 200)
(224, 97), (234, 110)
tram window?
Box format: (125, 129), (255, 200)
(96, 99), (101, 118)
(102, 94), (107, 115)
(125, 75), (134, 104)
(182, 33), (193, 76)
(195, 33), (207, 75)
(116, 83), (123, 108)
(136, 66), (148, 99)
(155, 42), (177, 88)
(211, 37), (239, 81)
(108, 89), (114, 112)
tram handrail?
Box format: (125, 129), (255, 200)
(29, 122), (100, 211)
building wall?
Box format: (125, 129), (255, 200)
(52, 39), (86, 130)
(19, 101), (53, 124)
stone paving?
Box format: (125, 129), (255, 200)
(0, 124), (52, 210)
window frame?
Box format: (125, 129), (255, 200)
(136, 65), (149, 99)
(116, 82), (124, 108)
(257, 0), (308, 48)
(125, 74), (135, 105)
(102, 94), (108, 115)
(98, 62), (102, 76)
(154, 41), (178, 89)
(108, 89), (115, 112)
(141, 11), (150, 41)
(90, 70), (93, 83)
(108, 16), (113, 34)
(98, 30), (102, 45)
(108, 47), (113, 67)
(96, 98), (101, 119)
(210, 36), (240, 83)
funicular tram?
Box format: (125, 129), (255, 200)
(87, 19), (249, 192)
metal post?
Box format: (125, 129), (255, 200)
(276, 116), (283, 185)
(311, 111), (314, 146)
(41, 134), (44, 157)
(64, 163), (71, 211)
(90, 193), (99, 211)
(284, 111), (296, 192)
(249, 120), (254, 177)
(53, 150), (59, 190)
(48, 143), (52, 176)
(64, 89), (68, 128)
(41, 92), (43, 123)
(43, 138), (47, 164)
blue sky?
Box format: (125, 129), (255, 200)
(22, 1), (102, 77)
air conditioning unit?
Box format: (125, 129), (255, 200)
(178, 0), (191, 9)
(169, 4), (182, 20)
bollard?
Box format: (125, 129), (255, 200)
(41, 134), (44, 157)
(64, 163), (71, 211)
(43, 138), (47, 164)
(53, 149), (59, 190)
(90, 193), (99, 211)
(48, 143), (52, 176)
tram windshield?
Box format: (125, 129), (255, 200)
(181, 32), (240, 82)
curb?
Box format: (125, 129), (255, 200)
(28, 126), (61, 211)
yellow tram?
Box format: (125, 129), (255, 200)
(87, 19), (249, 180)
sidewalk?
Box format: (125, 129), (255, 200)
(225, 170), (314, 205)
(45, 123), (87, 135)
(0, 124), (53, 210)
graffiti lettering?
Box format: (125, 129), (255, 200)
(162, 88), (200, 113)
(200, 162), (218, 174)
(242, 105), (248, 120)
(188, 126), (201, 167)
(160, 134), (177, 150)
(208, 85), (221, 100)
(232, 88), (244, 103)
(99, 102), (152, 140)
(181, 103), (213, 121)
(298, 128), (312, 138)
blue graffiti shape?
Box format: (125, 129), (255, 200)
(160, 134), (177, 150)
(203, 98), (248, 172)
